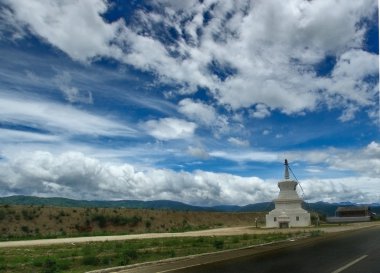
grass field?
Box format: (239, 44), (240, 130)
(0, 231), (322, 273)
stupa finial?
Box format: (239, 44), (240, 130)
(284, 159), (290, 180)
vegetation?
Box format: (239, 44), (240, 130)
(0, 231), (316, 273)
(0, 205), (264, 241)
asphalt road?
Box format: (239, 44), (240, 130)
(169, 226), (380, 273)
(115, 225), (380, 273)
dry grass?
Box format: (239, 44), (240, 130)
(0, 205), (265, 240)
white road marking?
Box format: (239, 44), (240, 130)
(331, 255), (368, 273)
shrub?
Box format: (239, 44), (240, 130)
(82, 255), (99, 266)
(310, 230), (323, 237)
(129, 215), (142, 227)
(232, 236), (240, 244)
(213, 239), (224, 249)
(123, 248), (138, 260)
(21, 226), (29, 233)
(0, 209), (6, 221)
(22, 209), (36, 220)
(92, 215), (107, 228)
(42, 257), (58, 273)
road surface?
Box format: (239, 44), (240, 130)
(110, 225), (380, 273)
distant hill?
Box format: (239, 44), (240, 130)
(0, 195), (210, 211)
(1, 195), (379, 216)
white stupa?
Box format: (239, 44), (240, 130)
(266, 159), (311, 228)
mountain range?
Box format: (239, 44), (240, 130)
(1, 195), (379, 217)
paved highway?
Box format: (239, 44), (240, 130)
(117, 225), (380, 273)
(170, 226), (380, 273)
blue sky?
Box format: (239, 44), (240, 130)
(0, 0), (379, 205)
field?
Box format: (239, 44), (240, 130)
(0, 205), (264, 240)
(0, 231), (320, 273)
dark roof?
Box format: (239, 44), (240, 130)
(336, 206), (369, 212)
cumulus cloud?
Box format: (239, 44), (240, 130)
(3, 0), (377, 119)
(1, 151), (378, 204)
(228, 137), (250, 147)
(187, 146), (210, 159)
(286, 141), (380, 178)
(0, 151), (276, 205)
(143, 117), (197, 140)
(2, 0), (123, 62)
(301, 177), (380, 203)
(177, 98), (232, 137)
(209, 141), (380, 179)
(178, 98), (217, 125)
(249, 104), (271, 119)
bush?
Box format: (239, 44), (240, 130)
(310, 230), (323, 237)
(0, 210), (5, 221)
(42, 258), (58, 273)
(123, 248), (138, 260)
(82, 255), (99, 266)
(213, 239), (224, 249)
(242, 233), (249, 240)
(21, 226), (29, 233)
(22, 209), (33, 220)
(129, 215), (142, 227)
(110, 215), (142, 226)
(0, 256), (5, 270)
(92, 215), (107, 228)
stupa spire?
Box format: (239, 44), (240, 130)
(284, 159), (290, 180)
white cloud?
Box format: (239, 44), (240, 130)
(1, 151), (378, 204)
(3, 0), (123, 62)
(0, 128), (61, 143)
(209, 141), (380, 179)
(0, 95), (137, 137)
(0, 5), (27, 40)
(0, 151), (276, 205)
(249, 104), (271, 119)
(144, 117), (197, 140)
(228, 137), (250, 147)
(54, 71), (93, 104)
(324, 49), (379, 118)
(187, 146), (209, 159)
(301, 177), (380, 203)
(3, 0), (377, 118)
(177, 98), (233, 137)
(178, 98), (217, 125)
(338, 104), (359, 122)
(286, 141), (380, 178)
(210, 150), (279, 163)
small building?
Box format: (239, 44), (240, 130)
(326, 206), (373, 223)
(336, 206), (371, 217)
(266, 159), (311, 228)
